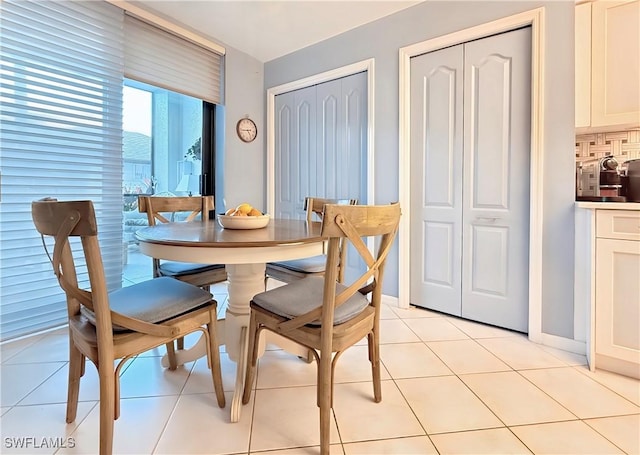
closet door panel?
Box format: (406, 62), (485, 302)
(470, 225), (509, 296)
(340, 72), (368, 282)
(274, 86), (316, 219)
(469, 54), (510, 209)
(317, 78), (340, 198)
(274, 73), (367, 282)
(462, 27), (531, 332)
(296, 88), (316, 209)
(409, 45), (464, 314)
(275, 91), (296, 219)
(342, 72), (367, 202)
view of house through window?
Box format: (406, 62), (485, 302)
(123, 79), (204, 257)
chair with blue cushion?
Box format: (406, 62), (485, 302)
(138, 195), (227, 290)
(32, 199), (225, 455)
(139, 195), (228, 354)
(243, 202), (401, 455)
(265, 197), (357, 285)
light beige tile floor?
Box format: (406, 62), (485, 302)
(0, 256), (638, 454)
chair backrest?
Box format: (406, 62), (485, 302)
(304, 197), (358, 223)
(278, 203), (401, 331)
(32, 199), (113, 335)
(32, 198), (177, 340)
(304, 198), (358, 282)
(138, 195), (214, 225)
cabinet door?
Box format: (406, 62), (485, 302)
(595, 238), (640, 366)
(591, 0), (640, 127)
(575, 2), (591, 128)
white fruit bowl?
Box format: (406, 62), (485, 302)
(217, 214), (270, 230)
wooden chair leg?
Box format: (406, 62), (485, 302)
(298, 348), (314, 364)
(114, 371), (121, 420)
(98, 357), (116, 455)
(317, 351), (332, 455)
(176, 337), (185, 350)
(207, 311), (226, 408)
(66, 341), (83, 423)
(80, 354), (86, 377)
(165, 342), (178, 370)
(242, 312), (259, 405)
(368, 331), (382, 403)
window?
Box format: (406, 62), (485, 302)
(122, 79), (209, 250)
(0, 0), (223, 341)
(0, 0), (124, 340)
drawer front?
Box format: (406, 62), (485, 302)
(596, 210), (640, 240)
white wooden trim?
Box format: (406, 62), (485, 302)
(574, 206), (597, 369)
(381, 294), (400, 308)
(106, 0), (226, 55)
(398, 8), (546, 345)
(266, 59), (375, 215)
(539, 333), (587, 356)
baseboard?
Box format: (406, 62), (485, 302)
(538, 332), (586, 356)
(381, 294), (400, 308)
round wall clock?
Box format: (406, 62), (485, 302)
(236, 117), (257, 143)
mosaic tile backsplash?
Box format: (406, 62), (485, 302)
(576, 128), (640, 165)
(575, 128), (640, 197)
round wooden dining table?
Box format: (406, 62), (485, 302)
(135, 218), (324, 422)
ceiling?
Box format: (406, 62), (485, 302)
(131, 0), (422, 62)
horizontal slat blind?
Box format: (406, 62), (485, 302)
(0, 0), (124, 341)
(125, 15), (223, 105)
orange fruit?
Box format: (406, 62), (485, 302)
(248, 208), (262, 216)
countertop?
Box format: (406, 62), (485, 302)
(576, 201), (640, 210)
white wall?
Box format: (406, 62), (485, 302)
(263, 1), (577, 340)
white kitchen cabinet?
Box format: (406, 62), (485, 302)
(575, 2), (591, 129)
(575, 0), (640, 130)
(594, 210), (640, 378)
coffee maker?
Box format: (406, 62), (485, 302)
(598, 156), (623, 196)
(576, 156), (624, 199)
(620, 158), (640, 202)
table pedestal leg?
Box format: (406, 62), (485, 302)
(159, 262), (310, 422)
(224, 263), (267, 422)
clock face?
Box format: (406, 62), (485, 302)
(236, 118), (257, 143)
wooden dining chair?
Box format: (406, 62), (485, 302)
(31, 199), (225, 455)
(138, 195), (227, 291)
(265, 197), (357, 285)
(243, 202), (401, 455)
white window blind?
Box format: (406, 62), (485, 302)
(124, 15), (223, 105)
(0, 0), (124, 341)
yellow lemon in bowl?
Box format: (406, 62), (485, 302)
(235, 203), (253, 215)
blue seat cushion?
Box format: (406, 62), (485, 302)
(159, 261), (225, 277)
(251, 276), (369, 326)
(268, 254), (326, 274)
(81, 277), (213, 331)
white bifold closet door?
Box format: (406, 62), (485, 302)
(274, 71), (367, 282)
(409, 27), (531, 333)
